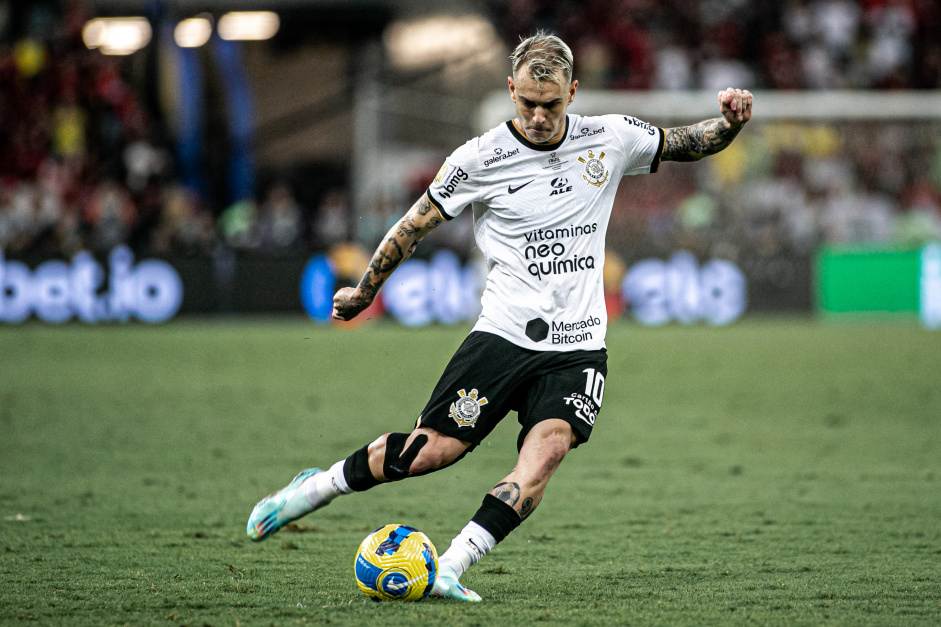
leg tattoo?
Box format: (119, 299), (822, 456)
(518, 497), (534, 520)
(490, 482), (521, 508)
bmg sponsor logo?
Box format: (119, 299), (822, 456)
(437, 165), (469, 199)
(623, 116), (657, 136)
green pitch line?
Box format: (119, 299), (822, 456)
(1, 318), (939, 626)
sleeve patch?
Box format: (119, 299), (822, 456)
(432, 162), (447, 185)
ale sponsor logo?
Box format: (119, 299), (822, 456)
(549, 176), (572, 196)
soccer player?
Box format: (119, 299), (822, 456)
(247, 31), (753, 601)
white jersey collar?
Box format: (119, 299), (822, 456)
(505, 115), (571, 152)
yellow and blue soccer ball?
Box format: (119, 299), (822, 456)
(353, 524), (438, 602)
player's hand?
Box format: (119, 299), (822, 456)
(718, 88), (753, 129)
(332, 286), (372, 321)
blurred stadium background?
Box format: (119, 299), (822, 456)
(3, 2), (941, 624)
(2, 0), (940, 327)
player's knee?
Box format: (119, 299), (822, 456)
(407, 430), (468, 474)
(374, 430), (469, 481)
(529, 445), (568, 486)
(379, 433), (420, 481)
(367, 433), (392, 473)
(519, 428), (572, 488)
(408, 442), (460, 474)
(405, 453), (437, 475)
(380, 431), (456, 480)
(540, 429), (572, 466)
(545, 442), (569, 471)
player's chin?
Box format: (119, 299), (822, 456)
(527, 131), (551, 143)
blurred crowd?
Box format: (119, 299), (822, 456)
(0, 0), (322, 261)
(488, 0), (941, 90)
(0, 0), (184, 260)
(1, 0), (940, 267)
(609, 120), (941, 261)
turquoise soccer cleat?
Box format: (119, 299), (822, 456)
(431, 568), (482, 602)
(246, 468), (323, 541)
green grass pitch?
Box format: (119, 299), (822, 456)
(1, 318), (939, 625)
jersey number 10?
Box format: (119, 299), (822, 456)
(582, 368), (605, 406)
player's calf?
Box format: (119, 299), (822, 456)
(436, 420), (575, 576)
(361, 428), (470, 482)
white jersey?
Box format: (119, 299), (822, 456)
(427, 113), (664, 352)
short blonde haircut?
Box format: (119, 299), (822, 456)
(509, 30), (574, 85)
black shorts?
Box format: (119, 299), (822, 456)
(417, 331), (608, 451)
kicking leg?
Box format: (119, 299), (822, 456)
(246, 427), (469, 541)
(433, 419), (576, 601)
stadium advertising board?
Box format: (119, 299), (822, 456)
(0, 246), (183, 324)
(1, 246), (762, 326)
(816, 242), (941, 329)
(622, 251), (747, 326)
(301, 250), (484, 326)
(301, 249), (747, 327)
(922, 243), (941, 329)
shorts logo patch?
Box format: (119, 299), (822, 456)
(450, 389), (488, 428)
(563, 392), (598, 426)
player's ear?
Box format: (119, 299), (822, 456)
(508, 76), (516, 102)
(568, 79), (578, 104)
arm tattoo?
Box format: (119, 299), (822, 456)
(491, 482), (521, 508)
(416, 195), (438, 218)
(353, 195), (442, 301)
(395, 217), (420, 239)
(662, 118), (743, 162)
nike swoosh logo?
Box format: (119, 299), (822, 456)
(507, 180), (535, 194)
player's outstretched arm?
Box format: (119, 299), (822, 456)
(662, 88), (753, 162)
(332, 193), (445, 321)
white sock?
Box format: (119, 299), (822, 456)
(304, 460), (353, 508)
(438, 521), (496, 578)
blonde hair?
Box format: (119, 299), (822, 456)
(509, 30), (574, 85)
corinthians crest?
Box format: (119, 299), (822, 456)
(450, 389), (488, 428)
(578, 150), (609, 187)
